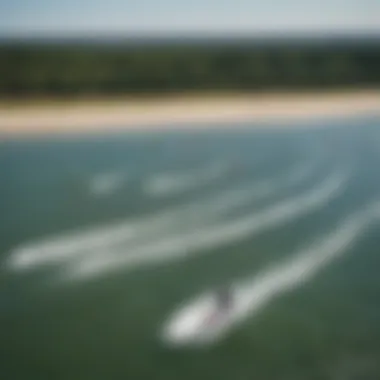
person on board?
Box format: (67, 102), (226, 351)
(215, 285), (233, 312)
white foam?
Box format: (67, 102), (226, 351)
(65, 167), (347, 281)
(9, 224), (136, 269)
(144, 161), (229, 197)
(162, 200), (380, 346)
(9, 154), (318, 272)
(90, 171), (127, 196)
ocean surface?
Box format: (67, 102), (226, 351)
(1, 116), (380, 380)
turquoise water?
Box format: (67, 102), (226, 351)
(1, 116), (380, 380)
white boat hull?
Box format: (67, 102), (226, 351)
(161, 289), (244, 346)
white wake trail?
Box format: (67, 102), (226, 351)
(89, 171), (128, 197)
(65, 167), (348, 281)
(8, 154), (319, 272)
(162, 200), (380, 346)
(143, 161), (230, 197)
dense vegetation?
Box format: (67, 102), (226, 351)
(0, 38), (379, 96)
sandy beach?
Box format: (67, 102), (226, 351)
(0, 90), (379, 137)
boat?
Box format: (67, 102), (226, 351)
(161, 287), (235, 346)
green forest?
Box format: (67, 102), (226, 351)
(0, 39), (379, 97)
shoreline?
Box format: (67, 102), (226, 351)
(0, 90), (379, 137)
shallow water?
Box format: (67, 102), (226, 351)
(1, 117), (380, 380)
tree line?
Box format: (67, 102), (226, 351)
(0, 39), (379, 96)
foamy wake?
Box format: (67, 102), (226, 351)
(7, 155), (319, 273)
(63, 166), (347, 281)
(144, 162), (229, 197)
(162, 200), (380, 346)
(89, 171), (127, 196)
